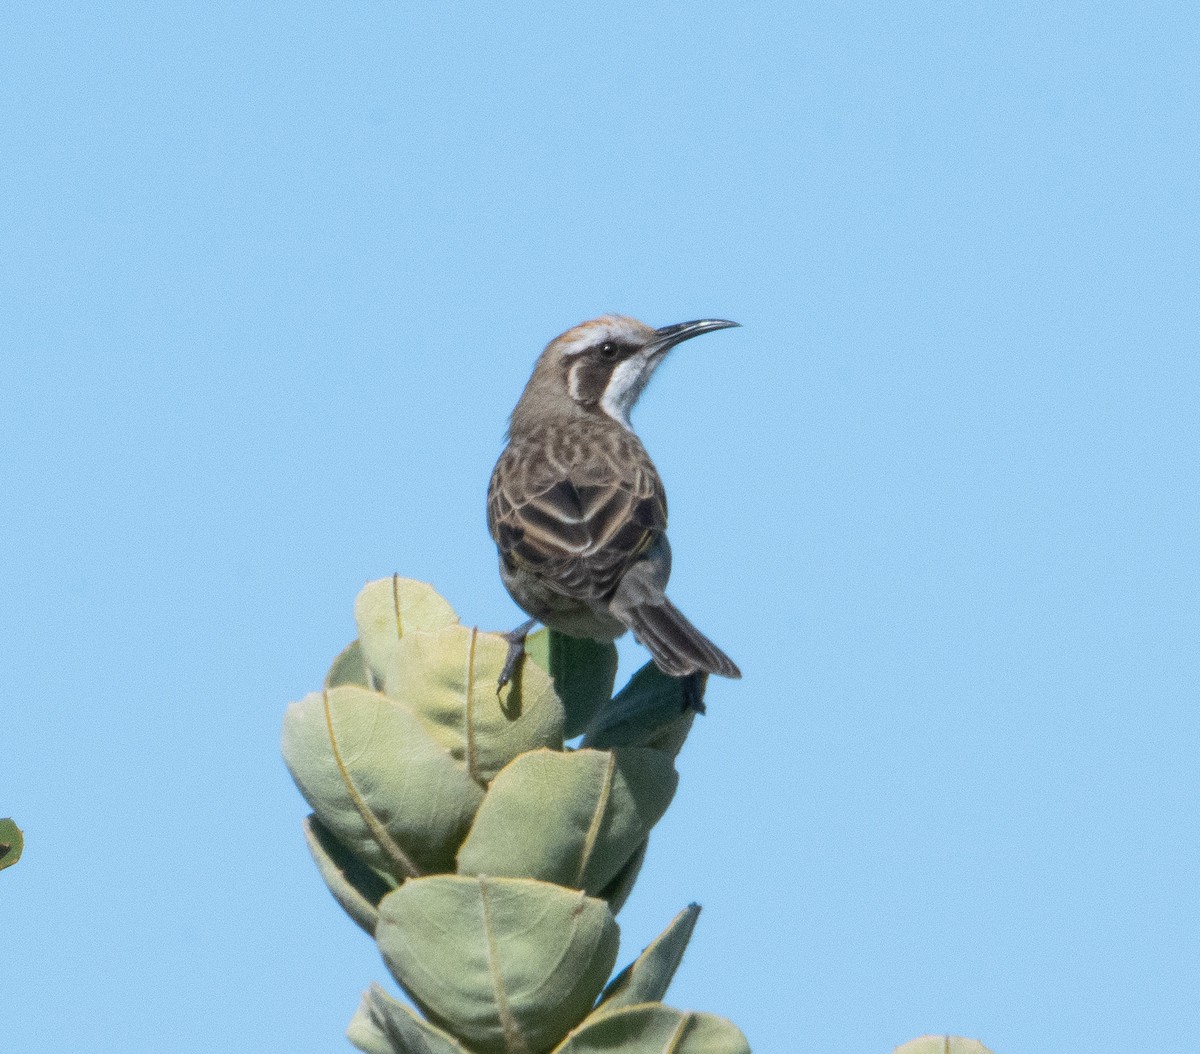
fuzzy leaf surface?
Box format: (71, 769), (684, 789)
(347, 984), (471, 1054)
(282, 686), (484, 878)
(355, 577), (459, 682)
(384, 624), (564, 784)
(458, 747), (677, 895)
(352, 577), (565, 781)
(376, 875), (619, 1054)
(554, 1003), (750, 1053)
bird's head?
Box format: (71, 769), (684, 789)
(510, 315), (739, 434)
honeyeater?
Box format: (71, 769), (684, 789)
(487, 315), (741, 691)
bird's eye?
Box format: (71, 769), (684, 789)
(598, 341), (618, 359)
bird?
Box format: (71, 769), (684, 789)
(487, 314), (742, 700)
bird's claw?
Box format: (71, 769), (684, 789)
(497, 618), (538, 695)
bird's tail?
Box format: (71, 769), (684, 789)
(622, 598), (741, 679)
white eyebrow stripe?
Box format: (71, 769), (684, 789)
(558, 315), (648, 356)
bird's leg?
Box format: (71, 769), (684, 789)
(681, 671), (708, 714)
(497, 618), (538, 694)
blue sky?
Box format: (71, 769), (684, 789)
(3, 3), (1197, 1052)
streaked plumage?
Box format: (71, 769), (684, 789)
(487, 315), (741, 681)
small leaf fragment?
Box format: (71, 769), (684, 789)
(893, 1038), (995, 1054)
(0, 818), (23, 871)
(555, 1003), (750, 1053)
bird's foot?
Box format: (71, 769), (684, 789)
(497, 618), (538, 695)
(681, 671), (708, 714)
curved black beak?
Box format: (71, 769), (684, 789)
(648, 318), (740, 355)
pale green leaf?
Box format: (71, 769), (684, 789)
(384, 624), (564, 784)
(355, 577), (459, 683)
(282, 685), (484, 878)
(893, 1037), (995, 1054)
(458, 748), (676, 896)
(351, 578), (565, 782)
(377, 875), (619, 1054)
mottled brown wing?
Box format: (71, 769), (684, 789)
(487, 429), (667, 604)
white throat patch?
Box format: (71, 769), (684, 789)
(600, 352), (657, 430)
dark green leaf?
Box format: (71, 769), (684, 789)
(302, 814), (393, 935)
(347, 984), (471, 1054)
(525, 630), (619, 739)
(582, 663), (696, 759)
